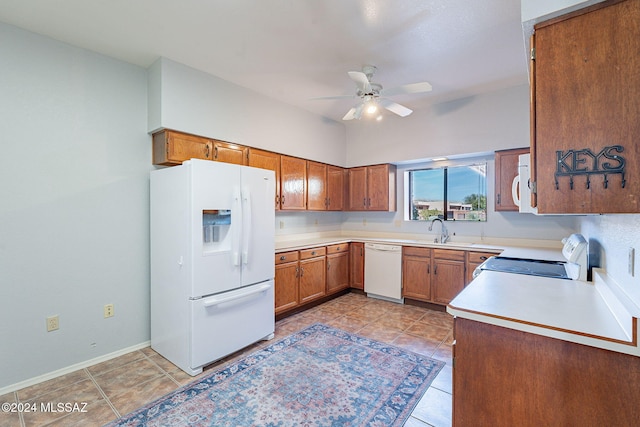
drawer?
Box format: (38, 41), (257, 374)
(467, 251), (496, 264)
(403, 246), (431, 257)
(433, 248), (465, 261)
(275, 251), (299, 265)
(300, 247), (326, 260)
(327, 243), (349, 254)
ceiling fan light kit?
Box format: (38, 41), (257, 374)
(315, 65), (432, 121)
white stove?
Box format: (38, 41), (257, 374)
(475, 234), (589, 281)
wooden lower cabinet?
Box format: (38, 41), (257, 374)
(432, 249), (465, 305)
(299, 247), (326, 304)
(326, 243), (349, 294)
(274, 251), (299, 315)
(350, 242), (364, 290)
(402, 247), (432, 301)
(453, 318), (640, 426)
(403, 247), (465, 305)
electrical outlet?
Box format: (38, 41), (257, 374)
(104, 304), (114, 318)
(279, 221), (285, 229)
(46, 315), (59, 332)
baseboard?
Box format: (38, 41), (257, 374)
(0, 341), (150, 396)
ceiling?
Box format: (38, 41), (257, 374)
(0, 0), (529, 123)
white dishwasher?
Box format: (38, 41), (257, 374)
(364, 243), (403, 303)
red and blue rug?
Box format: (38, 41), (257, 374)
(106, 323), (445, 426)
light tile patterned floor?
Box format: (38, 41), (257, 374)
(1, 293), (453, 427)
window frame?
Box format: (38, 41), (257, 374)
(406, 161), (487, 222)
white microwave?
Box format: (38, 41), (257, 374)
(512, 153), (538, 214)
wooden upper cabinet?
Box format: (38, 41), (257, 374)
(306, 161), (327, 210)
(347, 164), (396, 211)
(152, 130), (212, 165)
(533, 0), (640, 213)
(248, 148), (280, 209)
(280, 155), (307, 210)
(326, 165), (345, 211)
(212, 140), (247, 165)
(494, 148), (529, 212)
(347, 167), (368, 211)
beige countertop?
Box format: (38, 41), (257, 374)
(274, 232), (640, 357)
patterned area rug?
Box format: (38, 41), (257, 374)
(106, 323), (445, 427)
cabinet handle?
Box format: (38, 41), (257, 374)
(480, 256), (488, 261)
(327, 262), (331, 270)
(295, 267), (300, 277)
(205, 144), (210, 158)
(214, 146), (218, 160)
(367, 197), (371, 207)
(497, 194), (501, 205)
(281, 195), (286, 205)
(363, 197), (366, 207)
(434, 265), (437, 275)
(300, 267), (304, 277)
(427, 264), (430, 274)
(280, 255), (286, 261)
(311, 251), (316, 256)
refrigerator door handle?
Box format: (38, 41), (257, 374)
(202, 283), (271, 308)
(232, 187), (242, 266)
(241, 186), (251, 265)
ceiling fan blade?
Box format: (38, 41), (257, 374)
(379, 99), (413, 117)
(348, 71), (372, 93)
(343, 103), (364, 121)
(380, 82), (432, 97)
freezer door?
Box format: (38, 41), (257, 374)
(240, 166), (275, 287)
(190, 280), (275, 372)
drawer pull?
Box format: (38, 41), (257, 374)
(280, 255), (286, 261)
(311, 251), (316, 256)
(480, 256), (488, 261)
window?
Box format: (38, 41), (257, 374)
(408, 163), (487, 221)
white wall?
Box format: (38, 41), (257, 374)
(345, 85), (530, 166)
(579, 215), (640, 303)
(0, 23), (151, 389)
(148, 58), (347, 167)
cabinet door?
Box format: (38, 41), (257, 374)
(326, 165), (345, 211)
(402, 247), (432, 301)
(248, 149), (280, 209)
(306, 161), (327, 210)
(280, 155), (307, 210)
(367, 164), (396, 211)
(348, 167), (367, 211)
(350, 242), (364, 290)
(432, 259), (465, 304)
(299, 256), (326, 303)
(152, 130), (212, 165)
(494, 148), (529, 211)
(534, 1), (640, 213)
(327, 252), (349, 294)
(274, 262), (299, 314)
(213, 140), (247, 165)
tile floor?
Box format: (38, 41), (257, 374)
(0, 292), (453, 427)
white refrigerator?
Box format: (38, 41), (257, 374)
(150, 159), (275, 376)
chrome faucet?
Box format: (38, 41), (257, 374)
(428, 217), (450, 243)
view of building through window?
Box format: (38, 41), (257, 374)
(408, 163), (487, 221)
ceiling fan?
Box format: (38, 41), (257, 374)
(314, 65), (432, 120)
